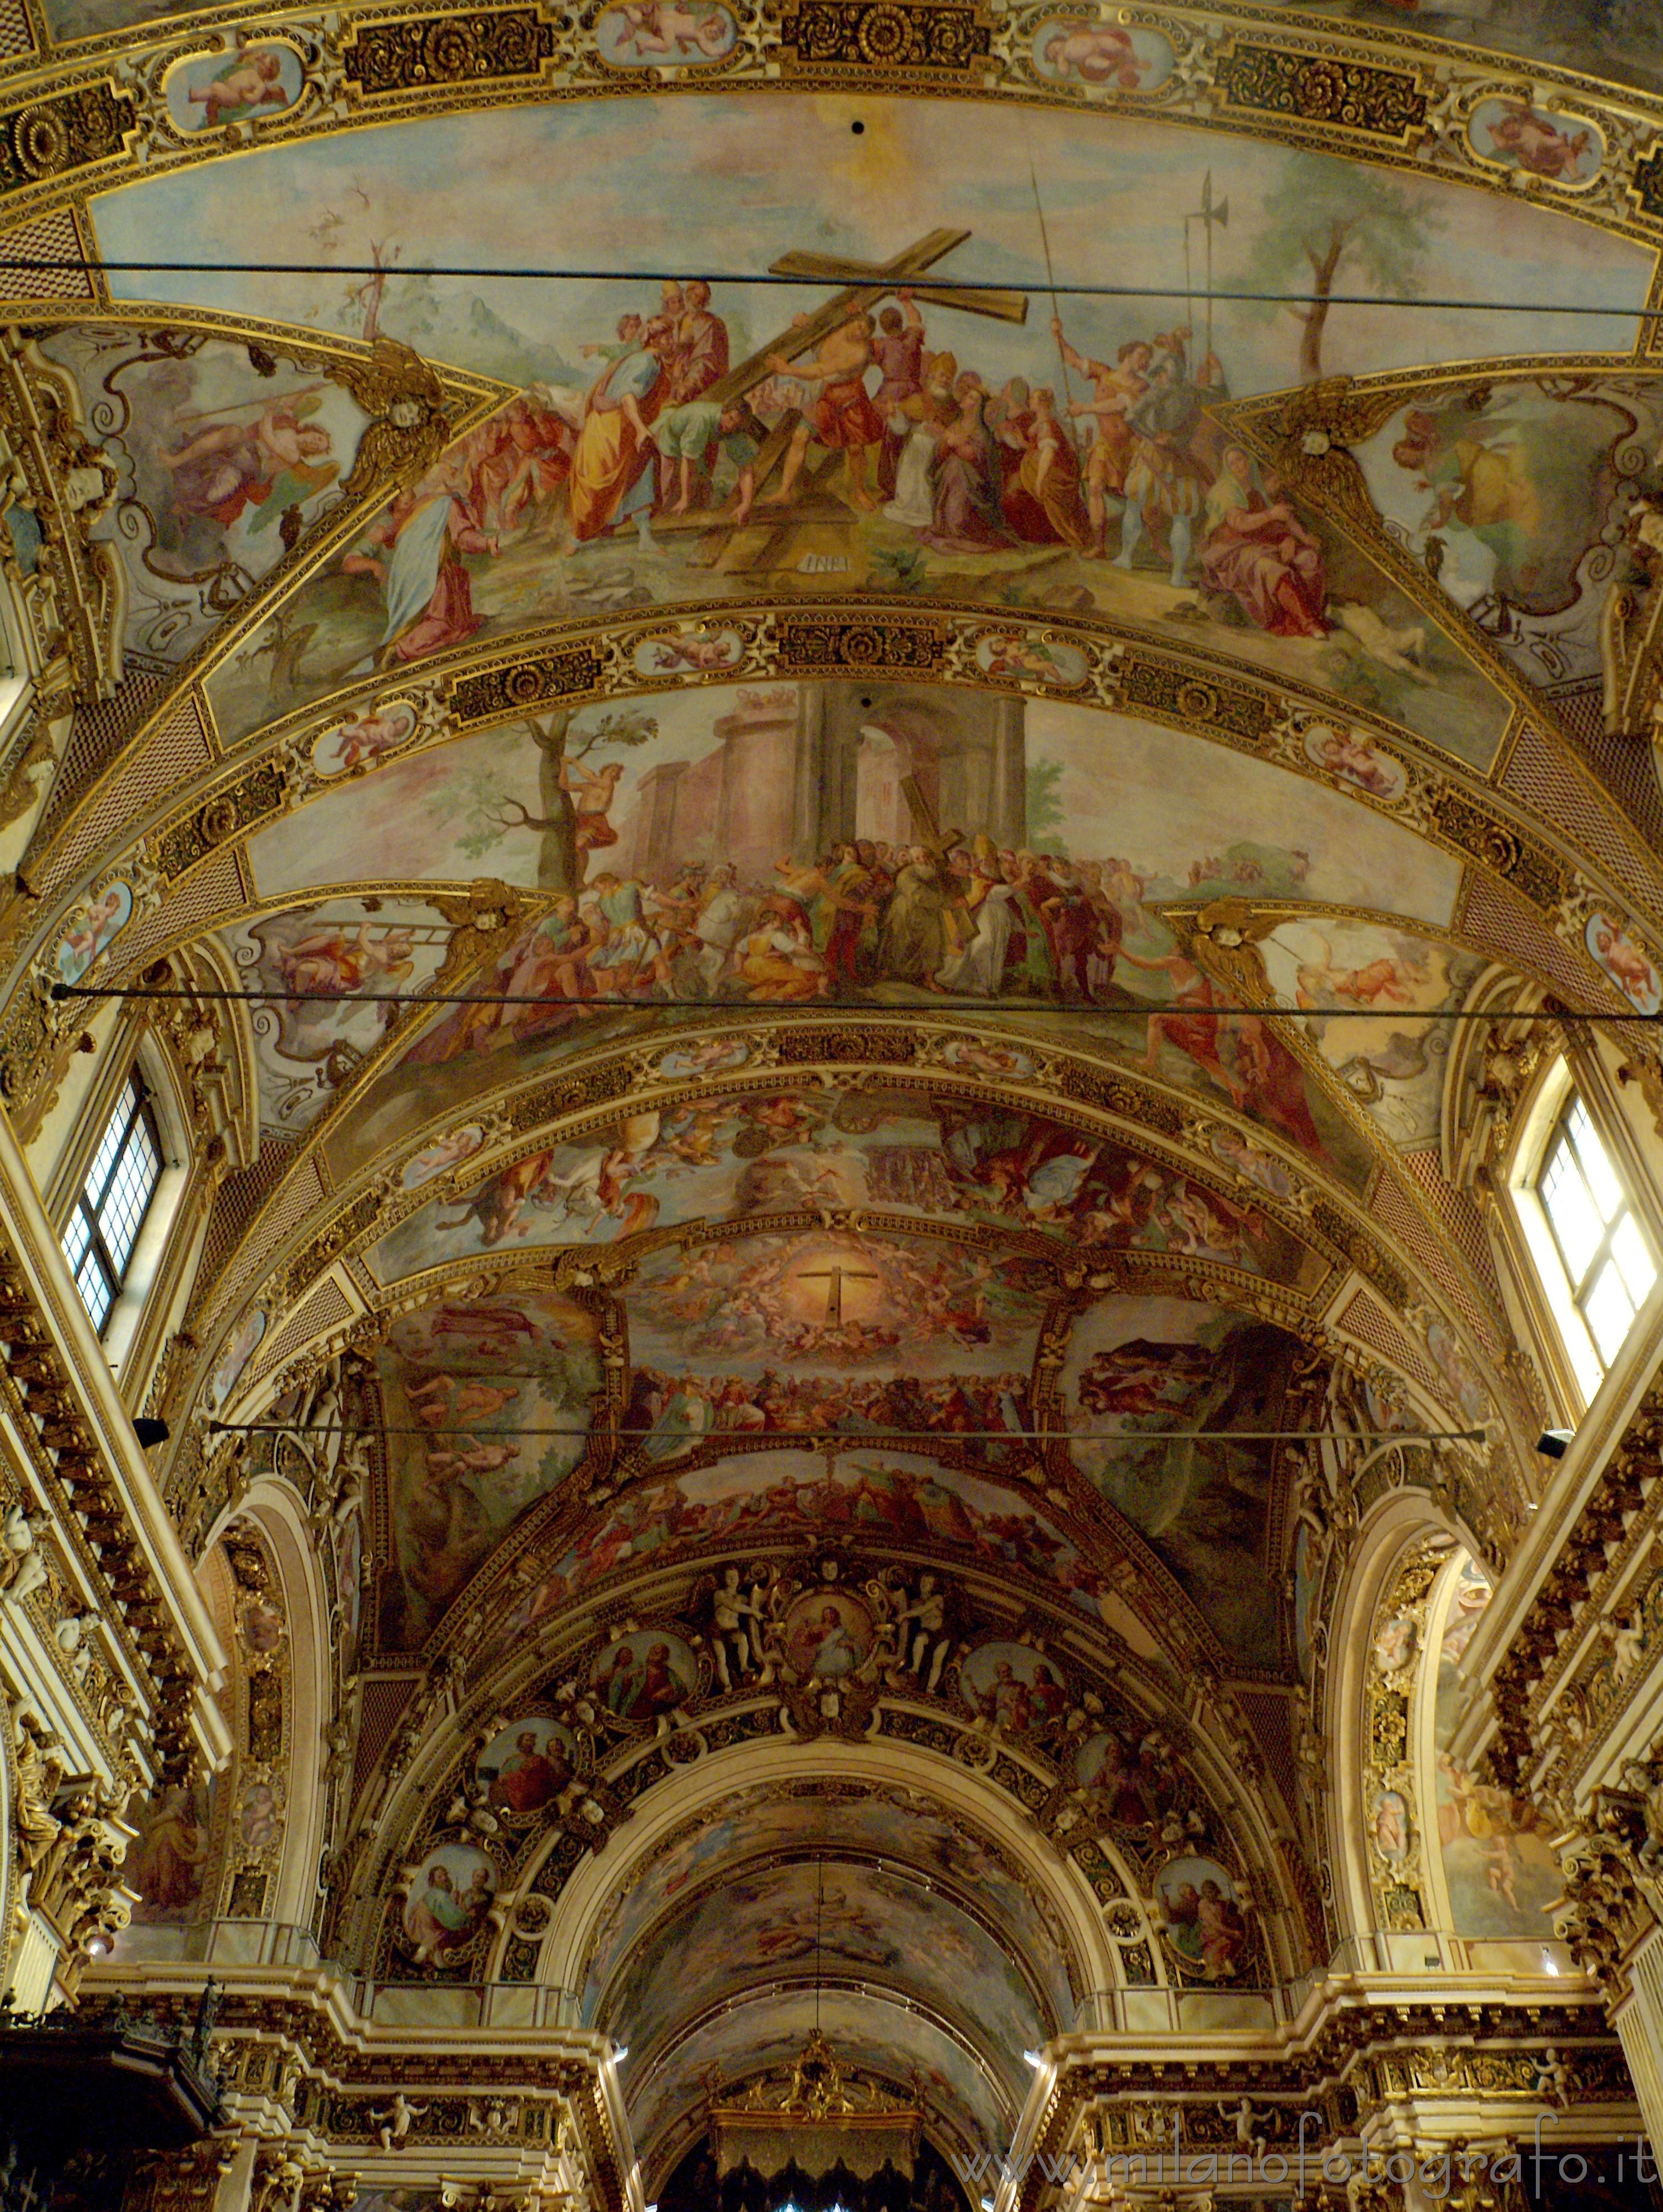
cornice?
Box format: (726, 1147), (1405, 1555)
(0, 1099), (230, 1782)
(1450, 1296), (1663, 1789)
(0, 1), (1661, 256)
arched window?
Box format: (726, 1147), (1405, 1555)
(1535, 1091), (1657, 1366)
(60, 1070), (163, 1334)
(1513, 1075), (1659, 1403)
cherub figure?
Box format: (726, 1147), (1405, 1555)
(367, 2089), (429, 2151)
(612, 1), (731, 56)
(185, 47), (290, 126)
(1220, 2095), (1268, 2160)
(1533, 2047), (1570, 2103)
(1041, 22), (1146, 86)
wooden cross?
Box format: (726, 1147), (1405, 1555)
(795, 1263), (880, 1326)
(898, 771), (973, 951)
(656, 230), (1027, 565)
(703, 228), (1027, 412)
(899, 772), (964, 863)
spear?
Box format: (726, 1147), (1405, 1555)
(1028, 152), (1075, 419)
(1190, 170), (1230, 364)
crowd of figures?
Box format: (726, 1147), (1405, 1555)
(416, 839), (1158, 1022)
(621, 1367), (1034, 1457)
(340, 277), (1349, 666)
(411, 834), (1294, 1034)
(499, 1457), (1101, 1648)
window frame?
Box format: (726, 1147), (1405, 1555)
(61, 1071), (163, 1336)
(1511, 1063), (1661, 1405)
(1536, 1094), (1656, 1365)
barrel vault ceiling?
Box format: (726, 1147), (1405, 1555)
(3, 0), (1663, 2175)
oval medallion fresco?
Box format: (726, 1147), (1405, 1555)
(590, 1630), (701, 1722)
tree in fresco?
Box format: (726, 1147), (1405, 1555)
(1024, 758), (1068, 852)
(1242, 155), (1438, 382)
(452, 706), (660, 894)
(305, 179), (440, 348)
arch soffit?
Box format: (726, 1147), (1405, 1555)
(1323, 1493), (1461, 1945)
(203, 1471), (334, 1927)
(187, 1039), (1499, 1446)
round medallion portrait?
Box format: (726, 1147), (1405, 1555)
(780, 1586), (875, 1679)
(476, 1714), (578, 1814)
(589, 1629), (700, 1724)
(958, 1642), (1069, 1734)
(1075, 1728), (1177, 1827)
(403, 1842), (496, 1960)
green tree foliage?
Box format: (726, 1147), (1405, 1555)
(1242, 156), (1438, 382)
(1024, 758), (1068, 852)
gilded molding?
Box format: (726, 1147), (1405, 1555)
(1, 4), (1661, 258)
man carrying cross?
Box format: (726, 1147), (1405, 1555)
(670, 229), (1024, 534)
(762, 309), (886, 511)
(877, 773), (970, 987)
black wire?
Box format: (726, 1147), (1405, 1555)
(0, 258), (1650, 319)
(213, 1421), (1483, 1442)
(49, 982), (1654, 1022)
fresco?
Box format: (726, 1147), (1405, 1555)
(377, 1291), (605, 1649)
(590, 1628), (701, 1721)
(36, 328), (367, 667)
(490, 1449), (1102, 1656)
(1432, 1558), (1560, 1940)
(87, 102), (1650, 758)
(596, 1), (739, 63)
(1467, 97), (1604, 183)
(579, 1781), (1076, 2024)
(1353, 377), (1663, 695)
(1257, 917), (1485, 1148)
(224, 900), (458, 1133)
(1153, 1853), (1252, 1980)
(1032, 19), (1174, 87)
(232, 682), (1452, 1186)
(960, 1641), (1071, 1734)
(779, 1584), (877, 1676)
(1273, 0), (1663, 99)
(625, 1984), (1010, 2164)
(1061, 1295), (1309, 1669)
(1301, 720), (1406, 804)
(312, 698), (424, 779)
(596, 1858), (1048, 2066)
(400, 1840), (496, 1961)
(400, 1122), (490, 1189)
(205, 1306), (266, 1411)
(1076, 1726), (1180, 1827)
(1587, 910), (1662, 1014)
(124, 1780), (214, 1923)
(247, 688), (1461, 922)
(54, 880), (135, 985)
(622, 1227), (1052, 1448)
(475, 1714), (578, 1812)
(164, 42), (304, 131)
(366, 1085), (1323, 1288)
